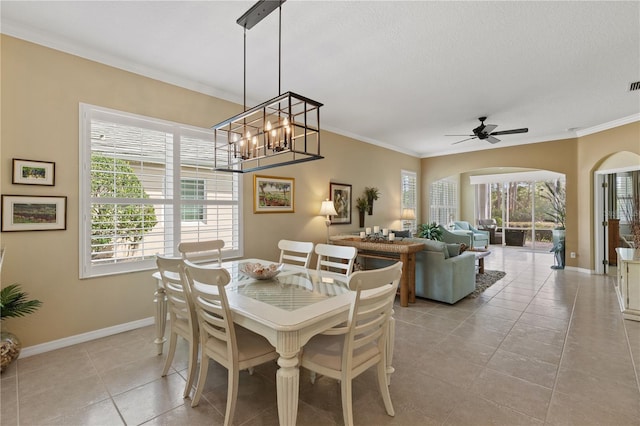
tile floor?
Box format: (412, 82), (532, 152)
(2, 246), (639, 425)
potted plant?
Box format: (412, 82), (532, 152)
(540, 181), (566, 269)
(364, 187), (380, 215)
(0, 284), (42, 373)
(356, 196), (368, 227)
(417, 222), (443, 241)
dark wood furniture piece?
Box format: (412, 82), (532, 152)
(608, 218), (620, 265)
(329, 236), (425, 307)
(505, 229), (526, 246)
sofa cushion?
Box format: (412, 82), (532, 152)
(446, 243), (461, 258)
(405, 237), (449, 258)
(391, 229), (412, 238)
(454, 221), (471, 230)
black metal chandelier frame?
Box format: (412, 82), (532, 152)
(212, 0), (324, 173)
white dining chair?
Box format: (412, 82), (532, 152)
(315, 243), (357, 276)
(178, 239), (224, 265)
(155, 255), (199, 399)
(182, 261), (278, 426)
(278, 239), (314, 268)
(301, 261), (402, 426)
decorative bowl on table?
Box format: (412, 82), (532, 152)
(239, 262), (284, 280)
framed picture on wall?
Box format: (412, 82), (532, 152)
(253, 175), (295, 213)
(12, 159), (56, 186)
(1, 195), (67, 231)
(330, 182), (352, 224)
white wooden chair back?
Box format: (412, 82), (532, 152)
(300, 261), (402, 425)
(155, 255), (198, 398)
(278, 239), (314, 268)
(178, 239), (224, 266)
(315, 243), (357, 276)
(182, 261), (278, 425)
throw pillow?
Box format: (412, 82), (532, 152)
(446, 243), (461, 258)
(391, 229), (412, 238)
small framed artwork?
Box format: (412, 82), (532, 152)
(330, 182), (352, 224)
(1, 195), (67, 232)
(253, 175), (295, 213)
(12, 159), (56, 186)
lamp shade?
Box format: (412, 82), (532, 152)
(319, 199), (338, 216)
(401, 208), (416, 220)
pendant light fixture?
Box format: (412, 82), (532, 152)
(212, 0), (324, 173)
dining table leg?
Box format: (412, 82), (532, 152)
(276, 351), (300, 426)
(153, 285), (167, 355)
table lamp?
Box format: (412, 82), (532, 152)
(401, 208), (416, 234)
(319, 199), (338, 243)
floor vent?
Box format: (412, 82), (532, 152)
(630, 81), (640, 91)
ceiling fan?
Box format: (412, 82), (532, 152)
(448, 117), (528, 145)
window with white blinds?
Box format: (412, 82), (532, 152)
(79, 104), (242, 278)
(617, 172), (634, 223)
(401, 170), (417, 231)
(430, 178), (458, 226)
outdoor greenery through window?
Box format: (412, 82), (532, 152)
(475, 172), (565, 247)
(79, 104), (242, 278)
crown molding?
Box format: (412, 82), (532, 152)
(575, 113), (640, 137)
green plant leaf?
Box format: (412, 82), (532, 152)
(0, 284), (43, 320)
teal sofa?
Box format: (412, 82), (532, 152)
(364, 237), (476, 304)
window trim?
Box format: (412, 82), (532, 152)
(79, 103), (243, 278)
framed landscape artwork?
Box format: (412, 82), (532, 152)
(12, 159), (55, 186)
(330, 182), (352, 224)
(1, 195), (67, 231)
(253, 175), (295, 213)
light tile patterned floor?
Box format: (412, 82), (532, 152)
(2, 246), (639, 425)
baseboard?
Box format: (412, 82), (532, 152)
(564, 265), (593, 274)
(19, 316), (155, 359)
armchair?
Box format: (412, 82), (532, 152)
(453, 221), (489, 249)
(438, 225), (472, 247)
(477, 219), (502, 245)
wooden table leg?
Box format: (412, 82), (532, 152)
(479, 257), (485, 274)
(398, 253), (416, 306)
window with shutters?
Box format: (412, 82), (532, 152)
(79, 104), (242, 278)
(401, 170), (417, 232)
(430, 177), (458, 226)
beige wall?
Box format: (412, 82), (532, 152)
(0, 36), (419, 346)
(422, 123), (640, 271)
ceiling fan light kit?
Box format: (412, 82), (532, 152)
(450, 116), (528, 145)
(212, 0), (324, 173)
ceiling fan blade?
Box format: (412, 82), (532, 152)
(445, 134), (474, 137)
(483, 124), (498, 134)
(491, 127), (528, 136)
(452, 136), (477, 145)
(487, 135), (501, 144)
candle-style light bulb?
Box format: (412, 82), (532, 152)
(266, 121), (272, 148)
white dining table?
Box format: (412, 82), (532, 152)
(152, 258), (397, 426)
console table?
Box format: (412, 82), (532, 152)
(329, 236), (425, 307)
(615, 248), (640, 321)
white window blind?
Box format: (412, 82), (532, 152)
(401, 170), (417, 231)
(430, 178), (458, 226)
(79, 104), (242, 278)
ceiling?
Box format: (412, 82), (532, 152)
(2, 1), (639, 158)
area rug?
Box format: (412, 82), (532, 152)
(467, 270), (507, 298)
